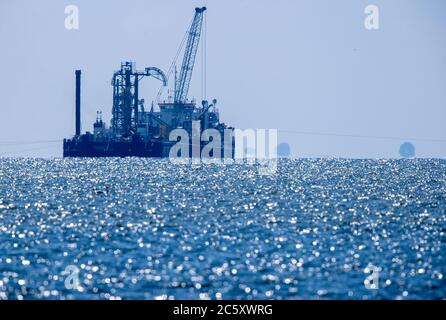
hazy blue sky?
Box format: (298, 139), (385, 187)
(0, 0), (445, 158)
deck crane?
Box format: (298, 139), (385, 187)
(174, 7), (207, 106)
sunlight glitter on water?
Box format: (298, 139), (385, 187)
(0, 158), (445, 299)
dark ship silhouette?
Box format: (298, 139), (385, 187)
(63, 7), (233, 158)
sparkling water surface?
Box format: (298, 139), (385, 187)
(0, 158), (445, 300)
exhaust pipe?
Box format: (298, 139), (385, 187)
(75, 70), (81, 136)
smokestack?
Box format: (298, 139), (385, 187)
(75, 70), (81, 136)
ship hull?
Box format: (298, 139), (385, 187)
(63, 136), (233, 159)
(63, 137), (164, 158)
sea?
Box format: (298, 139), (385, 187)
(0, 158), (445, 300)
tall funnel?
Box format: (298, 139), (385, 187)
(75, 70), (81, 136)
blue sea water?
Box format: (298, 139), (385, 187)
(0, 158), (445, 300)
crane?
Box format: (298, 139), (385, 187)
(174, 7), (207, 104)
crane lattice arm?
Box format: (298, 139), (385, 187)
(141, 67), (167, 86)
(174, 7), (206, 104)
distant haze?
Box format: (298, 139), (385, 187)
(0, 0), (445, 158)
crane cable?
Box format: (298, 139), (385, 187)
(201, 11), (207, 100)
(156, 16), (194, 103)
(204, 11), (207, 100)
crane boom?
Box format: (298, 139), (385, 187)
(174, 7), (206, 104)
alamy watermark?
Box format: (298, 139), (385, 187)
(364, 263), (380, 290)
(63, 265), (81, 291)
(168, 122), (278, 176)
(65, 5), (79, 30)
(364, 5), (379, 30)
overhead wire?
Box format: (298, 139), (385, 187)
(278, 130), (446, 143)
